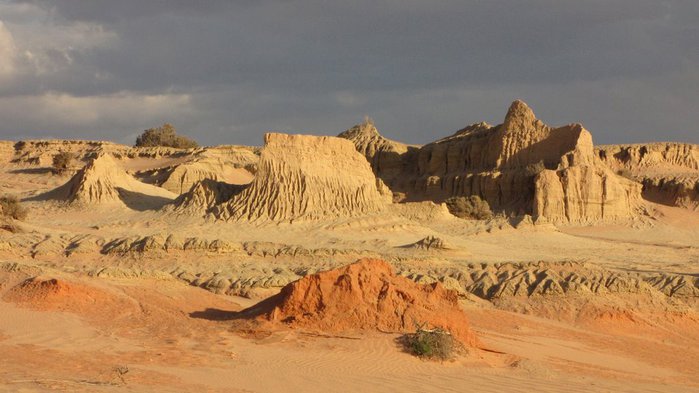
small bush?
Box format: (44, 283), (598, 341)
(52, 151), (74, 174)
(14, 141), (27, 151)
(0, 195), (28, 220)
(445, 195), (493, 220)
(401, 325), (457, 361)
(135, 123), (199, 149)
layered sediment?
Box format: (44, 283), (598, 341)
(213, 133), (391, 222)
(340, 100), (642, 223)
(41, 153), (177, 208)
(597, 143), (699, 210)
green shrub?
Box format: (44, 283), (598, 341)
(52, 151), (75, 174)
(401, 325), (457, 361)
(135, 123), (199, 149)
(445, 195), (493, 220)
(0, 195), (28, 220)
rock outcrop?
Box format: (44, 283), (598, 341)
(134, 145), (258, 194)
(160, 156), (253, 195)
(596, 143), (699, 210)
(337, 120), (416, 182)
(533, 164), (641, 222)
(341, 100), (642, 223)
(171, 179), (246, 214)
(639, 176), (699, 210)
(213, 133), (391, 222)
(597, 143), (699, 172)
(41, 153), (177, 208)
(10, 139), (198, 167)
(238, 259), (478, 346)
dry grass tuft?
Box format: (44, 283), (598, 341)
(400, 324), (459, 361)
(445, 195), (493, 220)
(0, 195), (28, 221)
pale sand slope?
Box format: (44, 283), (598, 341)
(0, 273), (696, 393)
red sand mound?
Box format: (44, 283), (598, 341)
(3, 276), (127, 314)
(241, 259), (478, 346)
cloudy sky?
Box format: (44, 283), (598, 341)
(0, 0), (697, 146)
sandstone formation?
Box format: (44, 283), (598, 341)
(42, 153), (177, 208)
(337, 120), (416, 182)
(340, 100), (642, 223)
(10, 139), (198, 167)
(159, 157), (252, 195)
(597, 143), (699, 210)
(171, 179), (246, 214)
(135, 145), (258, 194)
(533, 165), (641, 222)
(597, 143), (699, 172)
(639, 176), (699, 210)
(238, 258), (478, 346)
(213, 133), (391, 222)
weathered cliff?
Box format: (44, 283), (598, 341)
(341, 100), (642, 223)
(533, 165), (641, 222)
(596, 143), (699, 209)
(213, 133), (391, 222)
(596, 143), (699, 172)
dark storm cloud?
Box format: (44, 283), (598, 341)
(0, 0), (697, 145)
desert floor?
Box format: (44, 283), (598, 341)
(1, 157), (698, 392)
(1, 274), (697, 392)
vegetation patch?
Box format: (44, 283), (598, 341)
(445, 195), (493, 220)
(0, 195), (28, 220)
(52, 151), (75, 175)
(135, 123), (199, 149)
(400, 324), (459, 361)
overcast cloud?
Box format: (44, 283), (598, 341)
(0, 0), (697, 146)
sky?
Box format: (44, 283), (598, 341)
(0, 0), (697, 146)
